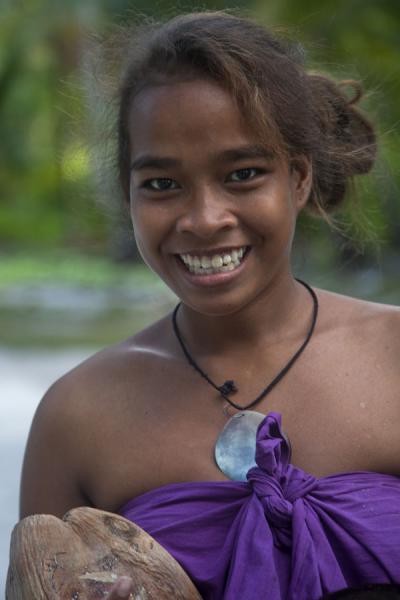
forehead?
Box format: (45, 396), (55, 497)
(128, 79), (262, 158)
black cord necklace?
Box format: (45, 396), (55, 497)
(172, 279), (318, 411)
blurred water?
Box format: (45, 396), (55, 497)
(0, 347), (96, 598)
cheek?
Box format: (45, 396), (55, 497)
(249, 187), (297, 239)
(129, 204), (153, 261)
(129, 201), (171, 267)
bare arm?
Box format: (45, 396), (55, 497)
(20, 376), (91, 519)
(19, 370), (138, 599)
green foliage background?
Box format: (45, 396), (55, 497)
(0, 0), (399, 284)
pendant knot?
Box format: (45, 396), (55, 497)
(219, 380), (238, 396)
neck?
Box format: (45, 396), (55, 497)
(176, 274), (312, 357)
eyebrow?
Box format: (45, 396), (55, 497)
(130, 156), (179, 172)
(219, 145), (275, 163)
(130, 145), (275, 172)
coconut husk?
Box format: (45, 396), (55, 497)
(6, 506), (202, 599)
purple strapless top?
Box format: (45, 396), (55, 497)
(119, 412), (400, 599)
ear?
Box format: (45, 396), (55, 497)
(289, 155), (313, 213)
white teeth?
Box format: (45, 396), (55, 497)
(211, 255), (224, 268)
(179, 246), (248, 275)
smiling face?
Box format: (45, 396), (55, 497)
(128, 78), (312, 315)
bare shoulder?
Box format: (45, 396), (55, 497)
(317, 287), (400, 371)
(20, 314), (176, 518)
(43, 313), (175, 410)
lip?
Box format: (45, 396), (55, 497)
(175, 245), (248, 258)
(174, 247), (250, 287)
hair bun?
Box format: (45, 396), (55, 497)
(308, 74), (377, 212)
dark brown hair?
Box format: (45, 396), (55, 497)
(115, 12), (377, 216)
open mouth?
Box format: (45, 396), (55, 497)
(177, 246), (250, 275)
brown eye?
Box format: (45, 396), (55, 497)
(143, 178), (179, 191)
(227, 168), (263, 183)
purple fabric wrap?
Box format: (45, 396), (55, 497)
(119, 412), (400, 599)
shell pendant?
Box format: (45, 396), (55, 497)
(214, 410), (266, 481)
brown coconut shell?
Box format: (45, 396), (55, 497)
(6, 506), (202, 599)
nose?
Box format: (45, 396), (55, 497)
(175, 185), (237, 239)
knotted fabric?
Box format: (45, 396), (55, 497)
(119, 412), (400, 599)
(247, 414), (317, 548)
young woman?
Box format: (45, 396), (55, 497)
(19, 11), (400, 600)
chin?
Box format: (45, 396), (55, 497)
(177, 294), (252, 317)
